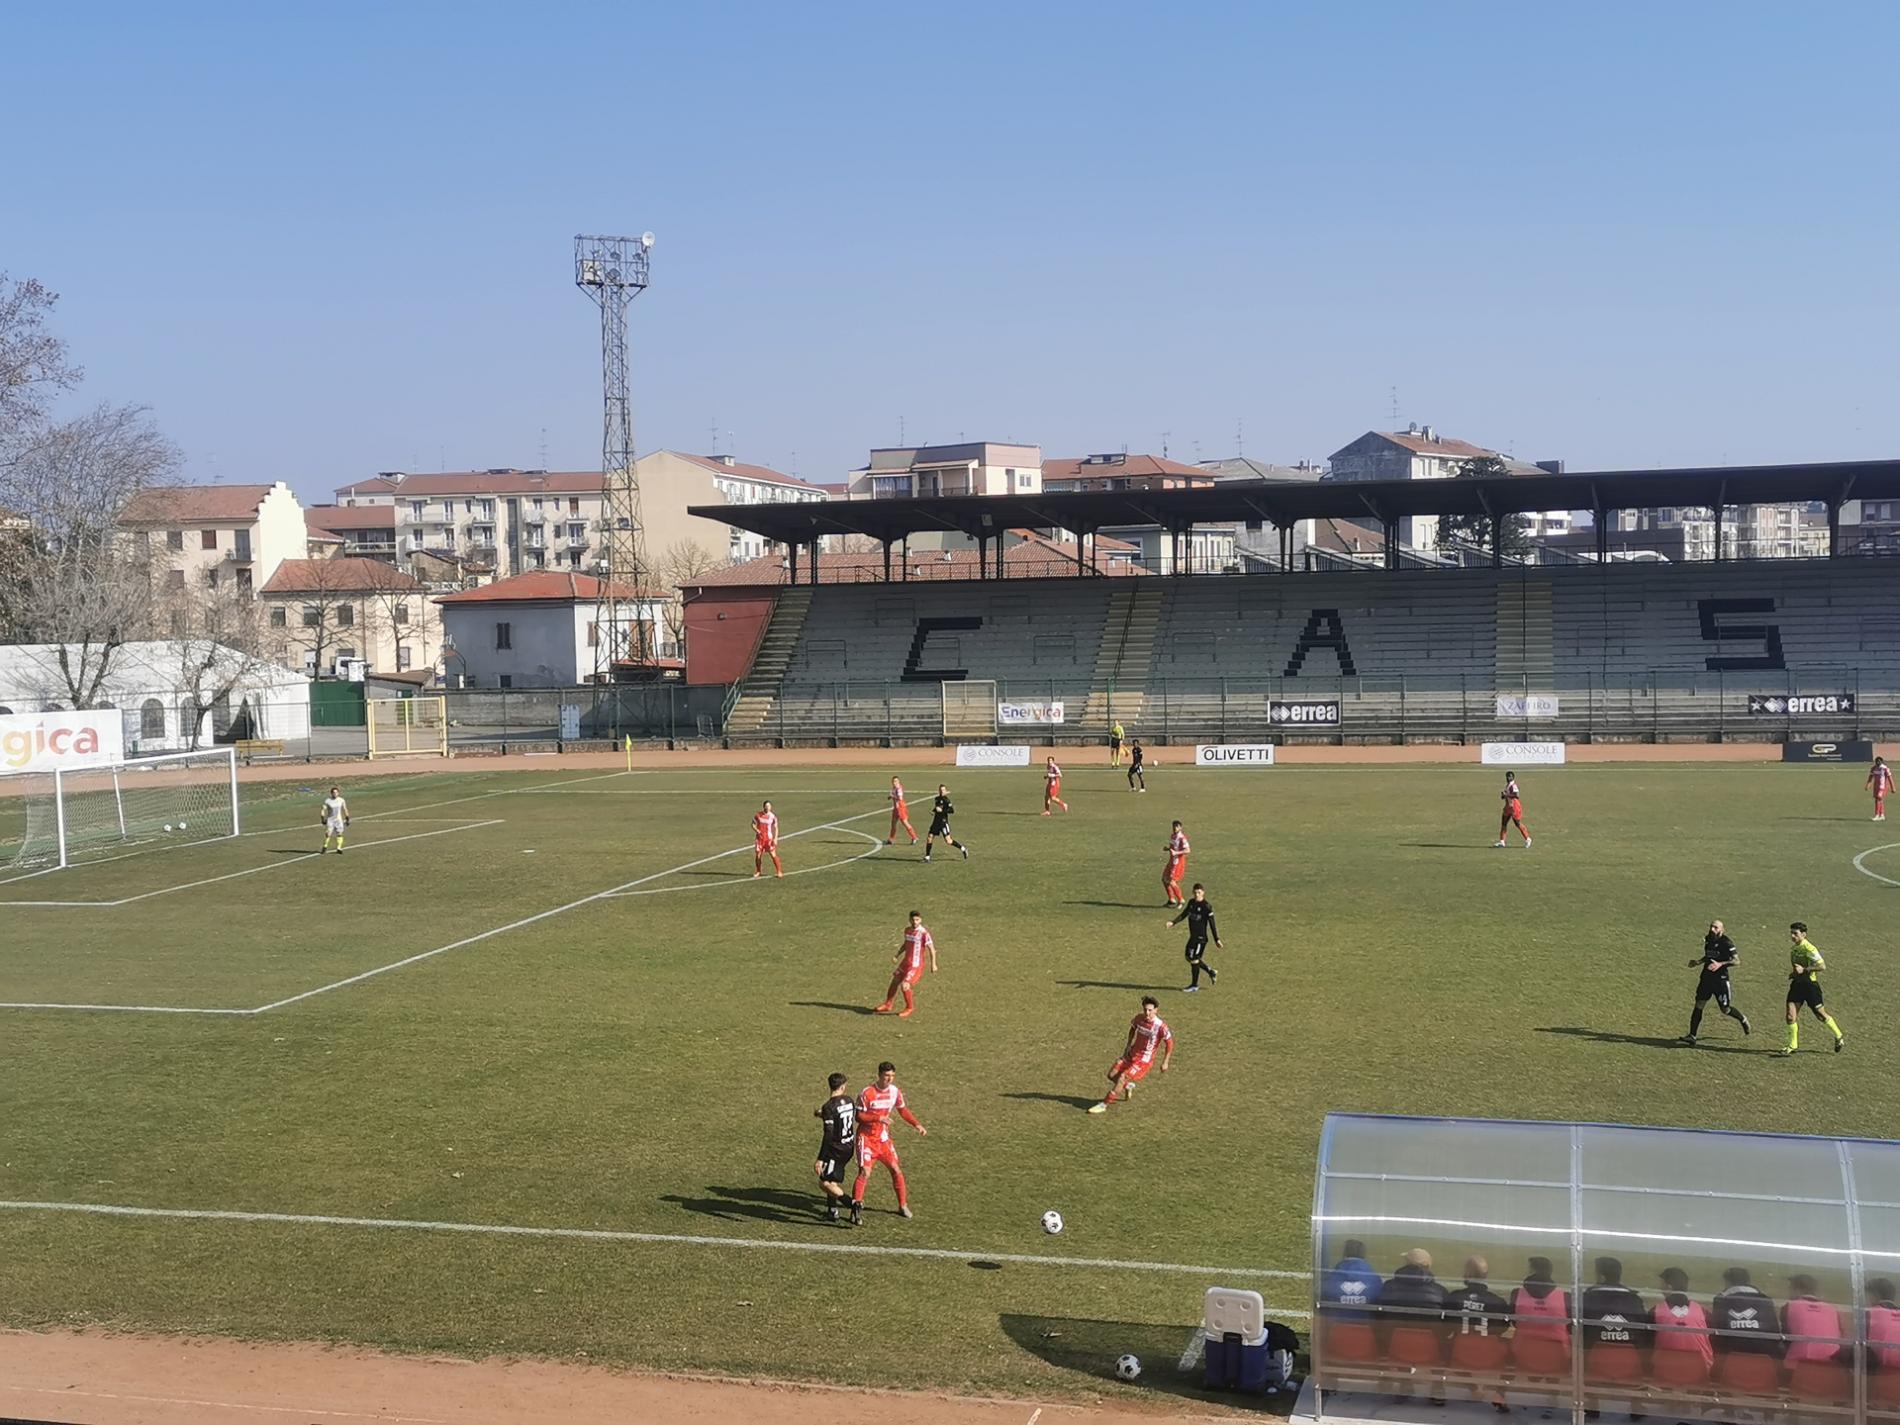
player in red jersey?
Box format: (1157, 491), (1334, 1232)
(1041, 756), (1069, 816)
(1494, 772), (1531, 848)
(1869, 756), (1893, 822)
(874, 910), (937, 1017)
(753, 800), (784, 878)
(850, 1060), (926, 1223)
(1087, 996), (1174, 1113)
(887, 776), (918, 845)
(1162, 820), (1190, 907)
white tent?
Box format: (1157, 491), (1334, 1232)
(0, 642), (311, 753)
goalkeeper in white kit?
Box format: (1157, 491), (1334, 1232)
(319, 786), (350, 854)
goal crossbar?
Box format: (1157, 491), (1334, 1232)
(2, 748), (241, 872)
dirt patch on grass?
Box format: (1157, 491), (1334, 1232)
(0, 1328), (1257, 1424)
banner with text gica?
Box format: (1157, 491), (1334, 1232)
(0, 709), (126, 775)
(1195, 744), (1276, 767)
(954, 745), (1033, 768)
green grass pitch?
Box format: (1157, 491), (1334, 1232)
(2, 759), (1898, 1406)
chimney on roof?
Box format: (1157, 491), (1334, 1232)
(1422, 426), (1436, 442)
(380, 471), (408, 486)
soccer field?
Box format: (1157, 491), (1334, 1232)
(3, 757), (1898, 1408)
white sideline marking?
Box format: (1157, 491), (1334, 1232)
(512, 787), (893, 795)
(0, 822), (504, 908)
(603, 826), (885, 897)
(1178, 1328), (1207, 1371)
(1852, 842), (1900, 888)
(247, 809), (886, 1014)
(0, 1001), (255, 1015)
(0, 1199), (1310, 1299)
(1026, 1410), (1042, 1425)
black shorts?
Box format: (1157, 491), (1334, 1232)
(1788, 977), (1826, 1010)
(928, 817), (951, 837)
(817, 1152), (850, 1184)
(1183, 935), (1208, 960)
(1110, 736), (1122, 750)
(1695, 971), (1733, 1009)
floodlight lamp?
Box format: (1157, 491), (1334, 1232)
(640, 231), (656, 250)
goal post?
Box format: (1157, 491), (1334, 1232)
(367, 696), (449, 758)
(0, 748), (241, 873)
(941, 680), (998, 740)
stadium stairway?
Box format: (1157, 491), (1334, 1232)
(1082, 580), (1163, 732)
(724, 587), (814, 735)
(1496, 578), (1554, 691)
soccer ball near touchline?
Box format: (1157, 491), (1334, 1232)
(163, 824), (174, 832)
(1115, 1353), (1142, 1382)
(1041, 1210), (1063, 1235)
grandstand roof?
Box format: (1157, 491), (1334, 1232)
(693, 458), (1900, 549)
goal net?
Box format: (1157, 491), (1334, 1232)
(0, 748), (240, 873)
(367, 696), (449, 758)
(942, 680), (998, 740)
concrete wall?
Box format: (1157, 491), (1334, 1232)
(681, 587), (778, 685)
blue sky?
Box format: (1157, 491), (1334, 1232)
(9, 2), (1898, 503)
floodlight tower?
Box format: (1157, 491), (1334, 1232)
(574, 232), (654, 680)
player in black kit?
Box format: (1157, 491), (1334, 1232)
(1164, 882), (1223, 992)
(814, 1072), (857, 1224)
(1681, 918), (1751, 1044)
(921, 784), (969, 863)
(1126, 741), (1146, 792)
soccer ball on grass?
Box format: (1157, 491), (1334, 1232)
(1040, 1210), (1063, 1235)
(163, 824), (174, 833)
(1114, 1353), (1142, 1382)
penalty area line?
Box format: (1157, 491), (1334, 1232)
(245, 808), (886, 1014)
(0, 1199), (1309, 1301)
(603, 823), (885, 897)
(0, 821), (506, 909)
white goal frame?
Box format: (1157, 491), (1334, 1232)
(941, 680), (998, 739)
(30, 748), (241, 871)
(367, 696), (449, 759)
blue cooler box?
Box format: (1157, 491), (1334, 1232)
(1204, 1329), (1272, 1392)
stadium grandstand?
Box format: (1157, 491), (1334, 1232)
(686, 459), (1900, 746)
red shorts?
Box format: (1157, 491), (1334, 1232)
(1165, 857), (1186, 882)
(756, 837), (776, 853)
(1504, 801), (1522, 819)
(857, 1134), (900, 1170)
(1111, 1056), (1155, 1084)
(1046, 780), (1061, 796)
(896, 963), (923, 986)
(892, 802), (908, 818)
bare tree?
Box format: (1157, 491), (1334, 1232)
(357, 568), (439, 677)
(0, 274), (81, 465)
(3, 405), (181, 706)
(654, 538), (729, 658)
(165, 585), (274, 748)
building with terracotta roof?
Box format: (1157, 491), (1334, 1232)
(330, 455), (826, 584)
(118, 481), (308, 594)
(305, 503), (398, 561)
(259, 557), (439, 678)
(1042, 453), (1237, 573)
(434, 571), (674, 688)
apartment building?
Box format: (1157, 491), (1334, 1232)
(306, 503), (398, 561)
(334, 470), (607, 579)
(633, 451), (828, 565)
(845, 442), (1043, 499)
(118, 482), (309, 599)
(1327, 427), (1571, 550)
(1613, 503), (1830, 560)
(1043, 453), (1237, 572)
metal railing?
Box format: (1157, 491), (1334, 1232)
(730, 668), (1900, 746)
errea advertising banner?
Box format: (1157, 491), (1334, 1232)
(1195, 744), (1276, 767)
(954, 744), (1033, 767)
(1481, 741), (1566, 766)
(0, 709), (125, 775)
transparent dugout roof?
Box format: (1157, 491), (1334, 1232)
(1316, 1114), (1900, 1306)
